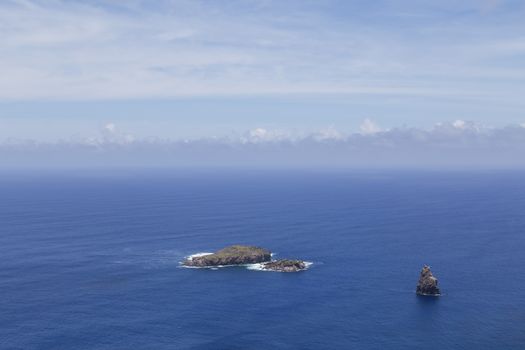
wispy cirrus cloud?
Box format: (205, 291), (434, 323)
(1, 0), (525, 101)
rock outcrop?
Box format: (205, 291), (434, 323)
(183, 245), (271, 267)
(416, 265), (441, 296)
(262, 259), (307, 272)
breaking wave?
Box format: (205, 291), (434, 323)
(180, 257), (313, 272)
(246, 261), (313, 272)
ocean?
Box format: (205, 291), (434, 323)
(1, 169), (524, 349)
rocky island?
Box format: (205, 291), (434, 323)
(261, 259), (307, 272)
(416, 265), (441, 296)
(183, 245), (272, 267)
(182, 245), (308, 272)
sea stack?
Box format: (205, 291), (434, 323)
(416, 265), (441, 296)
(183, 245), (271, 267)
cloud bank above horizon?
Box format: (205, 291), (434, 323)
(2, 120), (524, 168)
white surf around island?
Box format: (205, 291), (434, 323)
(179, 252), (312, 271)
(187, 252), (214, 259)
(246, 261), (313, 272)
(179, 252), (214, 269)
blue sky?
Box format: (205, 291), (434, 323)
(0, 0), (525, 168)
(1, 0), (525, 140)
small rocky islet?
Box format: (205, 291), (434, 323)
(262, 259), (307, 272)
(416, 265), (441, 296)
(182, 245), (309, 272)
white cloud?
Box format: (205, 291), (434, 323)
(312, 127), (344, 141)
(2, 121), (525, 168)
(360, 119), (382, 134)
(104, 123), (116, 133)
(241, 128), (291, 143)
(249, 128), (268, 139)
(452, 120), (466, 129)
(79, 122), (136, 145)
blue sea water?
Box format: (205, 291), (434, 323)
(1, 170), (525, 349)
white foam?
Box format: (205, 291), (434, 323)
(178, 252), (214, 269)
(186, 252), (213, 260)
(180, 251), (313, 272)
(246, 263), (265, 271)
(246, 261), (314, 272)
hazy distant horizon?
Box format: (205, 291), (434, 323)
(1, 119), (524, 169)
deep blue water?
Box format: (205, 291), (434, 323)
(1, 170), (525, 349)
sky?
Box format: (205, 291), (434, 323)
(1, 0), (525, 167)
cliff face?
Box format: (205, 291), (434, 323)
(183, 245), (272, 267)
(416, 265), (441, 296)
